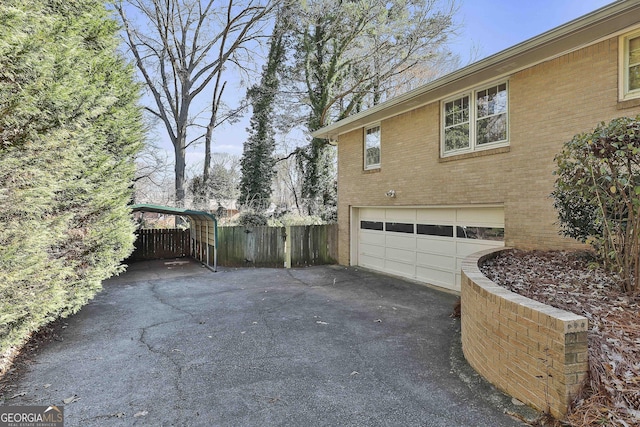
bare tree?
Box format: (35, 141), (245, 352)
(273, 137), (304, 214)
(114, 0), (274, 206)
(280, 0), (460, 218)
(133, 141), (175, 205)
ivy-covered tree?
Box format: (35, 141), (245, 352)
(553, 116), (640, 293)
(0, 0), (144, 359)
(289, 0), (458, 219)
(238, 4), (290, 211)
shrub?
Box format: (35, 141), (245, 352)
(238, 212), (269, 226)
(0, 0), (143, 364)
(552, 116), (640, 293)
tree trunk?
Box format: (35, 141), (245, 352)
(174, 140), (186, 207)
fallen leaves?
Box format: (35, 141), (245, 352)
(482, 249), (640, 426)
(63, 394), (80, 404)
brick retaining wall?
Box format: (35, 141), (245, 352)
(461, 248), (589, 418)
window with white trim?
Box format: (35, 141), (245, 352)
(364, 125), (381, 169)
(621, 31), (640, 100)
(442, 82), (508, 156)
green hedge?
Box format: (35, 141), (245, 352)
(0, 0), (144, 359)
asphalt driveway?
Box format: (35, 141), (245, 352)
(1, 260), (535, 426)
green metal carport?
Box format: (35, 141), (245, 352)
(131, 204), (218, 271)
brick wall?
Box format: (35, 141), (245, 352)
(336, 35), (640, 266)
(461, 248), (589, 418)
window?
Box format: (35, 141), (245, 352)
(417, 224), (454, 237)
(361, 221), (383, 231)
(621, 31), (640, 100)
(364, 125), (381, 169)
(456, 226), (504, 241)
(442, 82), (508, 156)
(385, 222), (414, 234)
(443, 96), (470, 151)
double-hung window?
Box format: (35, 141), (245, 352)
(442, 82), (508, 156)
(364, 125), (381, 170)
(620, 31), (640, 100)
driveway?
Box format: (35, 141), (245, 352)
(1, 260), (535, 426)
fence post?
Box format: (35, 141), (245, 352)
(284, 226), (291, 268)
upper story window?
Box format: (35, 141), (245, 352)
(442, 82), (508, 156)
(620, 31), (640, 100)
(364, 124), (381, 170)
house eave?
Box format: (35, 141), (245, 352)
(312, 0), (640, 141)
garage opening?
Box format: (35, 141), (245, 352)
(354, 206), (504, 291)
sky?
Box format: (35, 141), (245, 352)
(449, 0), (614, 63)
(156, 0), (616, 171)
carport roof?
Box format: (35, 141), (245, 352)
(131, 203), (217, 223)
(132, 203), (218, 271)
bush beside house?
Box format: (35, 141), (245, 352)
(553, 116), (640, 293)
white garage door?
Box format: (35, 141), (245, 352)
(356, 207), (504, 291)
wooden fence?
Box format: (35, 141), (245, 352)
(129, 228), (190, 261)
(287, 224), (338, 267)
(216, 224), (338, 267)
(128, 224), (338, 268)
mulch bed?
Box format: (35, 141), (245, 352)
(481, 249), (640, 427)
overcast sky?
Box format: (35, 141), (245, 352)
(169, 0), (616, 169)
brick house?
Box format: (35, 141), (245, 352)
(312, 1), (640, 292)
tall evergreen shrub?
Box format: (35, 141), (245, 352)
(0, 0), (144, 359)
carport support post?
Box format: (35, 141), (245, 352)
(206, 221), (210, 266)
(284, 226), (292, 268)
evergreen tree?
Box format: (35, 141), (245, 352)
(0, 0), (144, 358)
(189, 154), (240, 210)
(238, 5), (289, 211)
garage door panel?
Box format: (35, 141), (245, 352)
(357, 207), (504, 291)
(384, 259), (415, 278)
(416, 251), (456, 271)
(360, 208), (386, 221)
(385, 247), (416, 263)
(385, 209), (416, 222)
(456, 240), (505, 256)
(416, 266), (456, 290)
(416, 208), (456, 223)
(359, 243), (385, 258)
(359, 231), (385, 246)
(416, 237), (455, 254)
(360, 254), (384, 270)
(385, 234), (416, 250)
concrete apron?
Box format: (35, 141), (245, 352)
(2, 259), (537, 426)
